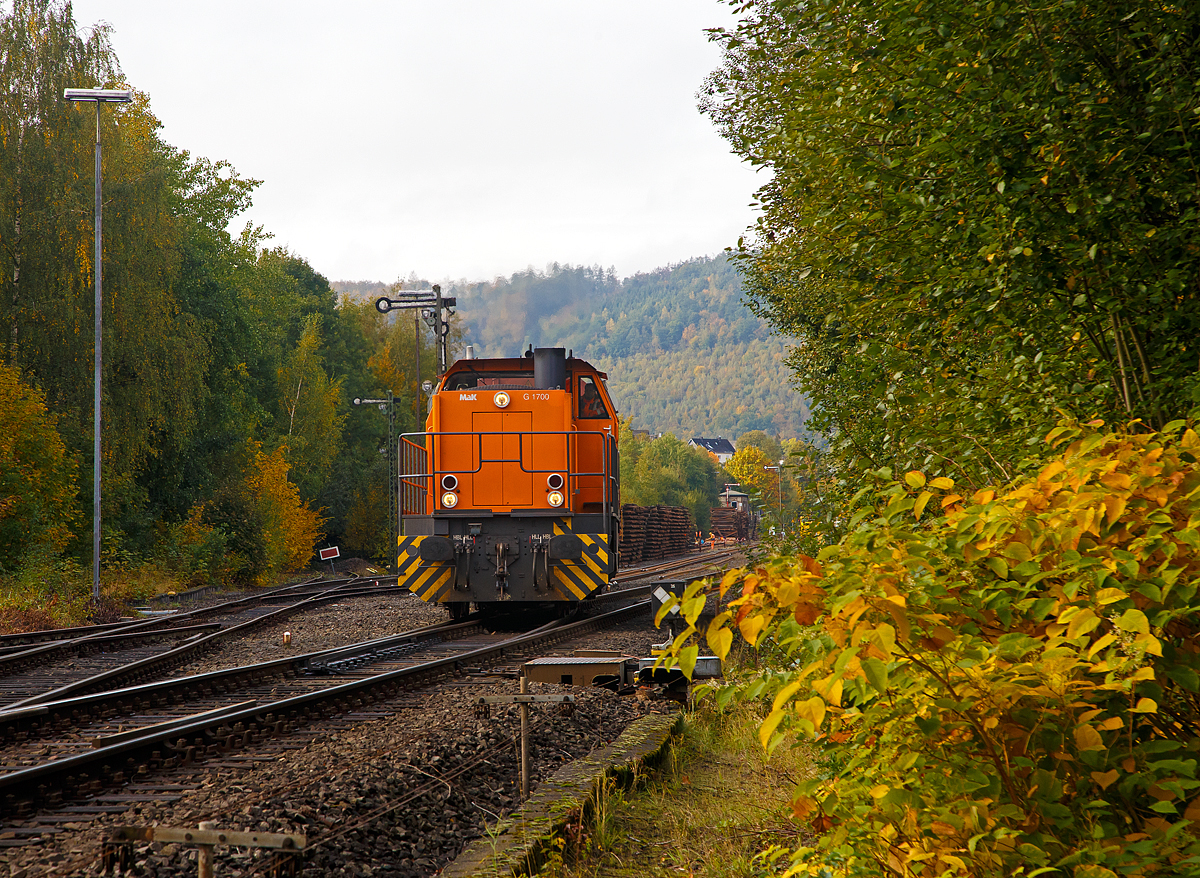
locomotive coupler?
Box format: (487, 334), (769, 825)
(452, 536), (475, 591)
(529, 535), (550, 592)
(495, 542), (510, 597)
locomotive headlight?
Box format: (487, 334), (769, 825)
(493, 391), (510, 408)
(441, 491), (459, 509)
(547, 490), (565, 507)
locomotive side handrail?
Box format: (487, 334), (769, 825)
(399, 436), (429, 516)
(398, 429), (618, 518)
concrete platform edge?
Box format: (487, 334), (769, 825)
(439, 710), (684, 877)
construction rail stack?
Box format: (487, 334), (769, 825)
(710, 507), (752, 542)
(618, 504), (695, 566)
(662, 506), (692, 556)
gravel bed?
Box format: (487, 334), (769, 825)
(3, 610), (674, 878)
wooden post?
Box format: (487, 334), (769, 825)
(519, 675), (529, 799)
(197, 821), (215, 878)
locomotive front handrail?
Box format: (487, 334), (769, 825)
(398, 429), (617, 518)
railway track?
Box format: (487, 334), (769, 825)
(0, 546), (747, 866)
(0, 578), (399, 710)
(0, 600), (649, 829)
(0, 617), (483, 770)
(0, 546), (738, 710)
(0, 553), (746, 875)
(611, 546), (743, 588)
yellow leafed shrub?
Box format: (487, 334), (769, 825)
(249, 446), (325, 580)
(662, 419), (1200, 876)
(0, 362), (78, 565)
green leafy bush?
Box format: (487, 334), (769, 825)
(0, 547), (92, 630)
(665, 419), (1200, 876)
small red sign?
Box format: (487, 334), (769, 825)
(319, 546), (340, 561)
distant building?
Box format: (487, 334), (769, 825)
(689, 437), (736, 464)
(718, 487), (751, 510)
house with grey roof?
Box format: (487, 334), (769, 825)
(689, 437), (737, 464)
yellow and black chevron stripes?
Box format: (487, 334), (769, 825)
(396, 536), (455, 602)
(398, 525), (610, 604)
(551, 519), (609, 600)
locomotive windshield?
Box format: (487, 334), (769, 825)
(578, 376), (609, 418)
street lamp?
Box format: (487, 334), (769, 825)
(765, 460), (785, 530)
(64, 87), (133, 603)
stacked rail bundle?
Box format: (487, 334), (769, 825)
(644, 506), (668, 560)
(664, 505), (693, 556)
(618, 504), (695, 565)
(710, 507), (751, 542)
(619, 504), (647, 566)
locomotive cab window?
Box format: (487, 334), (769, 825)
(578, 376), (608, 419)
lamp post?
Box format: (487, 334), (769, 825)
(64, 87), (133, 603)
(765, 462), (784, 529)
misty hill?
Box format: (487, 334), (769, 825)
(334, 256), (810, 440)
(451, 256), (810, 439)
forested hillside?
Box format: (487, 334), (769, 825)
(449, 256), (810, 439)
(0, 1), (441, 604)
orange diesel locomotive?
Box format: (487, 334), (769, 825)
(396, 347), (619, 616)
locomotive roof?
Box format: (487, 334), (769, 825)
(444, 355), (608, 379)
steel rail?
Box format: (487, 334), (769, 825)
(0, 574), (397, 661)
(0, 618), (484, 745)
(0, 619), (149, 650)
(616, 548), (740, 580)
(0, 601), (648, 818)
(0, 577), (393, 677)
(1, 583), (406, 710)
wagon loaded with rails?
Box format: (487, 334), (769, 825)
(396, 347), (619, 616)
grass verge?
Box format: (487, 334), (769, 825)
(0, 550), (186, 632)
(543, 699), (811, 878)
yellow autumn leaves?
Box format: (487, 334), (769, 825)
(659, 417), (1200, 876)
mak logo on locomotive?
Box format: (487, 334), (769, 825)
(458, 393), (477, 401)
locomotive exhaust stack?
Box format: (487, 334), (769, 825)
(533, 347), (567, 390)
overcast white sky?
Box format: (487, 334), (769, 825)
(65, 0), (761, 284)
